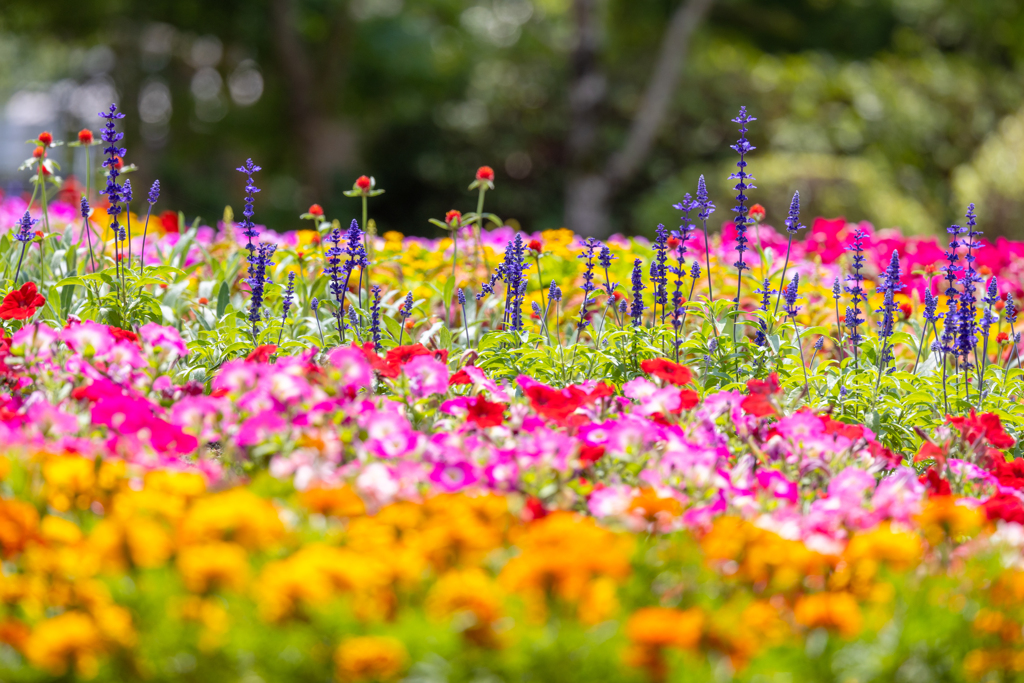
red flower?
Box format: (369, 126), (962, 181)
(32, 147), (44, 159)
(0, 282), (46, 320)
(947, 409), (1016, 450)
(523, 384), (582, 423)
(308, 204), (324, 216)
(740, 394), (776, 417)
(984, 492), (1024, 525)
(914, 439), (948, 468)
(476, 166), (495, 182)
(197, 297), (209, 305)
(38, 131), (52, 146)
(528, 239), (542, 253)
(40, 165), (51, 176)
(107, 326), (139, 346)
(445, 210), (462, 226)
(675, 390), (700, 411)
(640, 358), (693, 386)
(384, 344), (431, 376)
(748, 204), (766, 221)
(245, 345), (278, 363)
(579, 444), (605, 466)
(666, 236), (681, 250)
(355, 175), (371, 191)
(523, 497), (547, 521)
(465, 395), (506, 428)
(820, 415), (865, 441)
(747, 373), (782, 396)
(899, 302), (912, 319)
(918, 467), (951, 497)
(449, 369), (472, 386)
(991, 457), (1024, 490)
(160, 210), (179, 234)
(998, 332), (1010, 344)
(112, 156), (123, 171)
(78, 129), (93, 144)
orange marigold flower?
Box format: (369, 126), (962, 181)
(335, 636), (408, 682)
(793, 592), (862, 638)
(299, 485), (367, 518)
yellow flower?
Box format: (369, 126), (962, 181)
(176, 542), (249, 593)
(915, 497), (984, 546)
(23, 611), (104, 678)
(300, 485), (367, 518)
(793, 592), (862, 638)
(426, 568), (505, 647)
(0, 498), (39, 559)
(42, 456), (95, 512)
(624, 607), (704, 683)
(335, 636), (408, 682)
(144, 470), (207, 498)
(178, 488), (285, 550)
(175, 596), (230, 651)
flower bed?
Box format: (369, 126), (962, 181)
(0, 106), (1022, 681)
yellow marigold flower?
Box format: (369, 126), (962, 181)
(175, 596), (230, 652)
(335, 636), (408, 683)
(23, 611), (104, 678)
(43, 456), (95, 512)
(255, 544), (389, 622)
(300, 485), (366, 518)
(630, 490), (682, 524)
(40, 515), (83, 546)
(915, 497), (985, 546)
(793, 592), (862, 638)
(626, 607), (704, 650)
(178, 488), (285, 550)
(176, 542), (249, 593)
(844, 523), (922, 569)
(426, 567), (505, 647)
(0, 455), (9, 480)
(0, 498), (39, 559)
(144, 470), (206, 498)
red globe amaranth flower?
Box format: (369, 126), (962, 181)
(308, 204), (324, 216)
(355, 175), (372, 191)
(465, 395), (506, 428)
(198, 297), (209, 305)
(899, 302), (912, 319)
(640, 358), (693, 386)
(160, 210), (180, 234)
(40, 165), (51, 176)
(0, 282), (46, 320)
(923, 263), (937, 275)
(445, 210), (462, 226)
(748, 204), (766, 221)
(476, 166), (495, 182)
(38, 131), (53, 146)
(997, 332), (1009, 344)
(528, 239), (542, 253)
(666, 236), (681, 250)
(32, 147), (44, 159)
(112, 156), (123, 171)
(78, 129), (93, 144)
(245, 345), (278, 363)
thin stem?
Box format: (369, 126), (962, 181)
(701, 218), (718, 340)
(14, 243), (28, 285)
(461, 301), (471, 347)
(911, 322), (930, 375)
(475, 187), (491, 279)
(314, 308), (325, 349)
(793, 319), (810, 397)
(772, 236), (793, 317)
(138, 205), (152, 277)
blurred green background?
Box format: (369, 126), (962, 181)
(2, 0), (1024, 239)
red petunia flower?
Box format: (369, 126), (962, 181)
(947, 409), (1016, 450)
(523, 496), (547, 521)
(78, 129), (93, 144)
(991, 457), (1024, 490)
(445, 210), (462, 227)
(465, 395), (506, 428)
(918, 467), (951, 497)
(984, 492), (1024, 525)
(449, 368), (472, 386)
(914, 439), (948, 468)
(523, 384), (582, 423)
(640, 358), (693, 386)
(740, 374), (781, 417)
(107, 326), (140, 346)
(355, 175), (371, 191)
(245, 345), (278, 363)
(899, 302), (912, 319)
(579, 444), (605, 466)
(384, 344), (432, 377)
(160, 210), (179, 234)
(0, 282), (46, 320)
(476, 166), (495, 182)
(528, 239), (542, 252)
(748, 204), (766, 221)
(38, 131), (53, 146)
(308, 204), (324, 216)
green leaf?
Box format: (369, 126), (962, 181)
(216, 281), (230, 318)
(442, 276), (455, 311)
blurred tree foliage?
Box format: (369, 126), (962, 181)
(2, 0), (1024, 238)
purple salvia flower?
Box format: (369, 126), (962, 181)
(630, 258), (645, 328)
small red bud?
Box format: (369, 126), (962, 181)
(666, 236), (681, 250)
(308, 204), (324, 216)
(528, 239), (542, 252)
(198, 297), (209, 305)
(78, 129), (94, 144)
(748, 204), (766, 221)
(32, 147), (45, 159)
(355, 175), (371, 191)
(38, 131), (53, 146)
(445, 210), (462, 226)
(476, 166), (495, 182)
(998, 332), (1010, 344)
